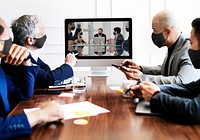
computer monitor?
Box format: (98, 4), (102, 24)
(65, 18), (132, 75)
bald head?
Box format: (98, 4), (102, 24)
(152, 10), (181, 47)
(152, 10), (178, 30)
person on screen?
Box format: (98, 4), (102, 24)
(94, 28), (107, 43)
(73, 27), (86, 56)
(113, 27), (124, 56)
(68, 22), (75, 40)
(94, 28), (107, 55)
(128, 18), (200, 124)
(119, 10), (199, 85)
(1, 15), (78, 88)
(121, 21), (130, 56)
(0, 17), (64, 138)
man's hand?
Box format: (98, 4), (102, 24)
(139, 82), (160, 102)
(25, 101), (64, 128)
(121, 59), (141, 70)
(128, 84), (143, 98)
(4, 44), (31, 66)
(119, 67), (143, 80)
(65, 53), (78, 67)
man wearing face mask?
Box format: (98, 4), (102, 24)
(68, 22), (75, 40)
(120, 10), (198, 85)
(113, 27), (124, 56)
(0, 17), (39, 111)
(128, 17), (200, 124)
(1, 15), (78, 88)
(0, 17), (64, 138)
(121, 21), (130, 56)
(73, 27), (86, 56)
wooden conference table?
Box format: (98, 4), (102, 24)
(10, 76), (200, 140)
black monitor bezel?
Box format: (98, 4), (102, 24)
(65, 18), (132, 59)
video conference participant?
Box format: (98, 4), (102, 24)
(2, 15), (78, 88)
(113, 27), (124, 56)
(94, 28), (107, 42)
(121, 21), (130, 56)
(129, 18), (200, 124)
(73, 27), (86, 56)
(0, 17), (63, 138)
(94, 28), (107, 55)
(68, 21), (75, 40)
(120, 10), (198, 85)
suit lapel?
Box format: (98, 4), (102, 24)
(167, 34), (186, 75)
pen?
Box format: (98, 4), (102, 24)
(124, 80), (141, 95)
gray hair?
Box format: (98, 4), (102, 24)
(11, 15), (42, 46)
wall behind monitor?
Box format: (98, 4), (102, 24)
(1, 0), (200, 85)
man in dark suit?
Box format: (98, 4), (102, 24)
(2, 15), (78, 88)
(94, 28), (107, 55)
(113, 27), (124, 56)
(0, 17), (64, 138)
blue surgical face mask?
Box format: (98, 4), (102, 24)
(188, 49), (200, 69)
(34, 35), (47, 49)
(0, 37), (12, 55)
(151, 31), (166, 48)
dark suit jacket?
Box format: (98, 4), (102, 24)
(1, 57), (74, 88)
(115, 34), (124, 55)
(0, 113), (32, 138)
(0, 65), (37, 138)
(0, 63), (39, 110)
(35, 58), (74, 88)
(151, 79), (200, 124)
(94, 33), (106, 43)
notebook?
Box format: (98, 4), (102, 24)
(135, 100), (161, 116)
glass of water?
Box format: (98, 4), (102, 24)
(72, 75), (86, 94)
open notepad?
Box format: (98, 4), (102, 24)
(24, 101), (110, 120)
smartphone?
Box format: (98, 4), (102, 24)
(112, 64), (129, 72)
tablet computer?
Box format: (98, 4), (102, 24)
(135, 100), (161, 116)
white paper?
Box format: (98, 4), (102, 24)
(24, 101), (110, 120)
(58, 92), (75, 97)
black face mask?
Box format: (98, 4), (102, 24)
(113, 32), (116, 35)
(125, 28), (129, 32)
(0, 38), (12, 55)
(71, 27), (75, 30)
(151, 31), (166, 48)
(80, 32), (83, 35)
(188, 49), (200, 69)
(34, 35), (47, 49)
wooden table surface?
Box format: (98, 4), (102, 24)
(10, 77), (200, 140)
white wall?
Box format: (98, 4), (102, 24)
(1, 0), (200, 85)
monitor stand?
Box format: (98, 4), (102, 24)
(87, 67), (109, 77)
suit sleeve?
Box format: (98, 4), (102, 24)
(150, 79), (200, 124)
(35, 59), (74, 88)
(0, 113), (32, 138)
(140, 42), (199, 85)
(6, 66), (39, 99)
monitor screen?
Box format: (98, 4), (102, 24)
(65, 18), (132, 67)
